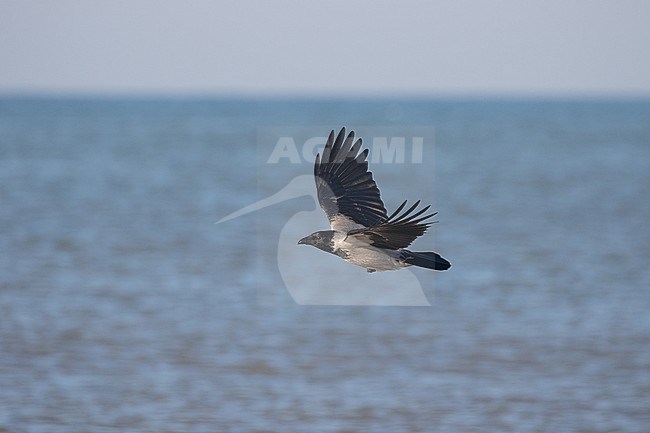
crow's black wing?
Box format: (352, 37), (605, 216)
(346, 200), (437, 250)
(315, 128), (388, 230)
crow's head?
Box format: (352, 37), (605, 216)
(297, 230), (335, 253)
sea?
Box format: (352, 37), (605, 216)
(1, 97), (649, 432)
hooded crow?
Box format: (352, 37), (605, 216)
(298, 127), (451, 273)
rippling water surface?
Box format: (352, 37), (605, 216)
(1, 97), (649, 432)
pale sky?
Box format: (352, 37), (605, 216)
(1, 0), (649, 96)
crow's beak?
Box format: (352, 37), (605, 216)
(297, 236), (308, 245)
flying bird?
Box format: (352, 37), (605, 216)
(298, 127), (451, 273)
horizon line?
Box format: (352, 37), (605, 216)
(2, 89), (650, 102)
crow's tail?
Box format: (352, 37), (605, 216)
(401, 250), (451, 271)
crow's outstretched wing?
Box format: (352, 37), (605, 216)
(314, 128), (388, 231)
(346, 200), (437, 250)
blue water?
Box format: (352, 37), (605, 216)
(1, 97), (649, 432)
